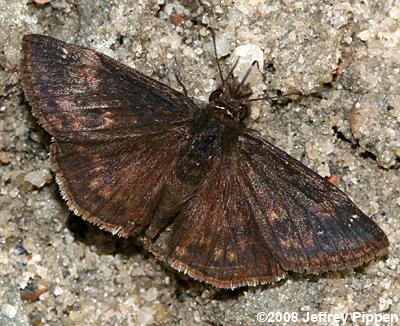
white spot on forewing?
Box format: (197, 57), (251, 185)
(61, 47), (69, 59)
(230, 44), (264, 85)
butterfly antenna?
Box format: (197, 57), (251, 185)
(226, 56), (240, 82)
(208, 27), (225, 87)
(226, 57), (240, 94)
(236, 60), (258, 93)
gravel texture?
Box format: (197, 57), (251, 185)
(0, 0), (399, 325)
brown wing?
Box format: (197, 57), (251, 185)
(21, 34), (197, 143)
(236, 133), (389, 273)
(144, 125), (388, 288)
(21, 34), (199, 236)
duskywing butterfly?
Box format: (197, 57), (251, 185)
(21, 34), (389, 289)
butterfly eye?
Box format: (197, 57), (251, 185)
(238, 104), (248, 120)
(209, 89), (223, 102)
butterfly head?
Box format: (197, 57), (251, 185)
(208, 77), (253, 122)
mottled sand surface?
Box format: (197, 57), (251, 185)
(0, 0), (399, 325)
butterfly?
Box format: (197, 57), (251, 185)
(21, 34), (389, 289)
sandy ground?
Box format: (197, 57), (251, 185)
(0, 0), (399, 325)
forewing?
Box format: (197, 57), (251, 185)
(21, 34), (199, 236)
(238, 133), (389, 273)
(21, 34), (197, 142)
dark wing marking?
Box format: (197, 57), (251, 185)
(237, 133), (389, 273)
(21, 34), (197, 143)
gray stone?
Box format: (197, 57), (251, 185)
(0, 278), (30, 326)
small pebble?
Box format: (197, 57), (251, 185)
(1, 303), (17, 319)
(0, 151), (12, 164)
(230, 44), (264, 85)
(24, 169), (52, 188)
